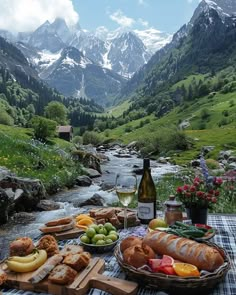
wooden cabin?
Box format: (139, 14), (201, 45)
(57, 125), (73, 142)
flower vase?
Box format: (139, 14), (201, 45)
(186, 207), (208, 224)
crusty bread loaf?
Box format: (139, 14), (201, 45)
(60, 245), (84, 256)
(143, 231), (224, 272)
(63, 252), (91, 272)
(45, 217), (73, 227)
(48, 264), (77, 285)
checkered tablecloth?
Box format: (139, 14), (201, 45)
(1, 214), (236, 295)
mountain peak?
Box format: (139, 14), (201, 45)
(204, 0), (236, 15)
(191, 0), (236, 24)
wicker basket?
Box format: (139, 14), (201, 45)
(114, 241), (230, 295)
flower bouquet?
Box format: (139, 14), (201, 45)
(176, 155), (223, 224)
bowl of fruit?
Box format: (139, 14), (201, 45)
(79, 222), (120, 253)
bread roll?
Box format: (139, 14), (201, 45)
(10, 237), (35, 256)
(120, 236), (142, 253)
(123, 243), (156, 268)
(37, 235), (59, 257)
(143, 231), (224, 271)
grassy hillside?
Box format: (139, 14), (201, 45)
(0, 125), (82, 193)
(101, 82), (236, 164)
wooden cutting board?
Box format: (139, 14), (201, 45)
(54, 227), (84, 240)
(2, 257), (138, 295)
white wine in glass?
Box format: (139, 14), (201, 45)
(115, 173), (137, 230)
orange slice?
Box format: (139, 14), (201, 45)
(77, 218), (94, 226)
(75, 224), (88, 230)
(173, 263), (200, 277)
(75, 214), (90, 221)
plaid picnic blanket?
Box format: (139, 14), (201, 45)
(1, 214), (236, 295)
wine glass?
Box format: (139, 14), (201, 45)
(115, 173), (137, 230)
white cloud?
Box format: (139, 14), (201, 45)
(0, 0), (79, 33)
(109, 10), (135, 27)
(138, 0), (148, 5)
(138, 18), (149, 27)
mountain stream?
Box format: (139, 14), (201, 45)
(0, 147), (178, 259)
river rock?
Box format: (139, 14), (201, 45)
(37, 199), (61, 211)
(127, 141), (138, 149)
(218, 150), (232, 160)
(76, 175), (92, 186)
(228, 162), (236, 169)
(100, 182), (114, 191)
(228, 156), (236, 163)
(157, 157), (168, 164)
(0, 188), (12, 224)
(0, 175), (46, 212)
(12, 212), (36, 224)
(72, 149), (101, 173)
(191, 159), (200, 167)
(113, 153), (132, 158)
(84, 168), (101, 178)
(132, 168), (143, 175)
(0, 167), (14, 180)
(79, 193), (105, 207)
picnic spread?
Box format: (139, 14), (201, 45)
(0, 208), (235, 295)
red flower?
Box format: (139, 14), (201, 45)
(190, 185), (196, 192)
(214, 177), (223, 185)
(183, 184), (189, 190)
(212, 197), (217, 203)
(176, 187), (183, 193)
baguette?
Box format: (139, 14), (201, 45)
(45, 217), (73, 227)
(29, 254), (63, 283)
(143, 231), (224, 272)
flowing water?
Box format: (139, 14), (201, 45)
(0, 147), (179, 259)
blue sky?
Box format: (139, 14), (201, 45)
(0, 0), (200, 35)
(73, 0), (200, 34)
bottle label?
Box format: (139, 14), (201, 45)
(138, 202), (155, 219)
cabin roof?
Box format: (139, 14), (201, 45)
(57, 125), (73, 133)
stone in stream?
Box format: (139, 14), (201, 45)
(37, 199), (61, 211)
(79, 193), (105, 207)
(84, 168), (101, 178)
(76, 175), (92, 186)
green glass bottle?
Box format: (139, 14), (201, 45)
(137, 158), (157, 224)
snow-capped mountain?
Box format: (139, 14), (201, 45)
(117, 0), (236, 102)
(41, 46), (125, 105)
(16, 18), (171, 79)
(0, 15), (171, 105)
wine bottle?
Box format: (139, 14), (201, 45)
(137, 158), (157, 224)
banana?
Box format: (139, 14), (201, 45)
(6, 249), (47, 273)
(8, 250), (39, 263)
